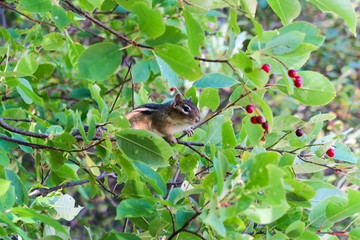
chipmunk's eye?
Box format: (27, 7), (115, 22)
(183, 106), (190, 112)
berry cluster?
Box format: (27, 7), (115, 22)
(261, 64), (303, 88)
(260, 64), (333, 156)
(288, 69), (303, 88)
(246, 105), (269, 130)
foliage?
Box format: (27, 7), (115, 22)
(0, 0), (359, 239)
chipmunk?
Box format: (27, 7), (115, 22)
(126, 94), (200, 143)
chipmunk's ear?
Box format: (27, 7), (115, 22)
(188, 96), (193, 101)
(173, 93), (183, 107)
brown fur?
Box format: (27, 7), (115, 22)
(126, 94), (200, 143)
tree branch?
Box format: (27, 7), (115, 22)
(110, 63), (132, 114)
(62, 0), (153, 50)
(29, 172), (117, 197)
(0, 2), (56, 27)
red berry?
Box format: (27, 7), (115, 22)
(170, 87), (175, 91)
(262, 121), (269, 130)
(261, 64), (271, 73)
(256, 116), (265, 124)
(294, 79), (303, 88)
(246, 105), (255, 113)
(288, 69), (297, 78)
(295, 128), (303, 137)
(326, 148), (335, 157)
(251, 116), (257, 124)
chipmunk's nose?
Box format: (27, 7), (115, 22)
(195, 117), (200, 123)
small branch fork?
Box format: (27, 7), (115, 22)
(167, 202), (209, 240)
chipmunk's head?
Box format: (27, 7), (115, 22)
(171, 94), (200, 125)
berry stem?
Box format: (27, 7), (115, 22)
(263, 54), (289, 70)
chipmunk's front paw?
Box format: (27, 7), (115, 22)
(183, 129), (194, 137)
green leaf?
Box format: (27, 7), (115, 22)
(53, 164), (79, 180)
(305, 113), (335, 126)
(277, 71), (335, 106)
(309, 196), (344, 228)
(16, 78), (44, 105)
(0, 179), (10, 197)
(244, 68), (269, 88)
(19, 0), (51, 12)
(173, 188), (208, 205)
(222, 121), (237, 148)
(43, 33), (65, 50)
(285, 220), (305, 238)
(116, 199), (155, 219)
(49, 150), (66, 170)
(11, 207), (68, 236)
(116, 129), (172, 167)
(265, 31), (305, 54)
(309, 0), (356, 36)
(199, 88), (220, 112)
(214, 152), (226, 195)
(51, 133), (77, 151)
(132, 60), (150, 83)
(154, 53), (178, 87)
(267, 0), (301, 25)
(229, 8), (240, 34)
(146, 25), (187, 47)
(15, 54), (38, 75)
(133, 161), (167, 197)
(51, 5), (70, 29)
(133, 3), (165, 39)
(179, 155), (198, 174)
(5, 169), (28, 205)
(350, 228), (360, 240)
(266, 165), (286, 204)
(272, 115), (302, 132)
(33, 63), (55, 80)
(326, 189), (360, 223)
(229, 51), (254, 73)
(247, 152), (280, 189)
(285, 179), (316, 207)
(194, 73), (238, 88)
(88, 0), (104, 9)
(53, 194), (83, 221)
(78, 42), (122, 81)
(184, 10), (205, 56)
(332, 142), (356, 163)
(115, 0), (150, 10)
(279, 21), (325, 46)
(183, 0), (213, 14)
(242, 203), (289, 224)
(245, 117), (263, 146)
(67, 40), (85, 69)
(154, 44), (203, 81)
(0, 147), (10, 166)
(240, 0), (263, 38)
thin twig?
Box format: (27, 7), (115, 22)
(2, 118), (33, 122)
(110, 63), (132, 114)
(0, 2), (56, 27)
(182, 141), (213, 163)
(165, 205), (176, 233)
(62, 0), (153, 50)
(29, 172), (117, 197)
